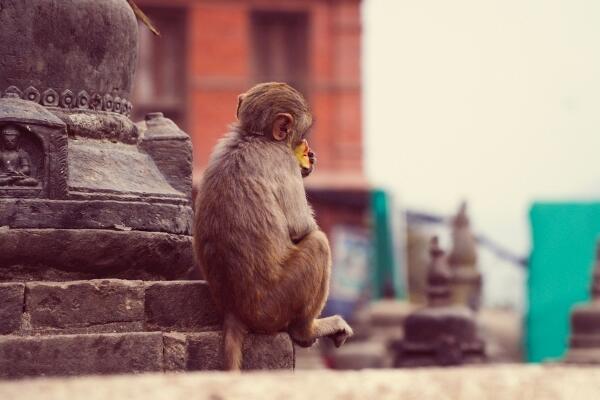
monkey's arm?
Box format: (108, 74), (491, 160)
(280, 179), (318, 243)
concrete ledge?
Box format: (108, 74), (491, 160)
(1, 365), (600, 399)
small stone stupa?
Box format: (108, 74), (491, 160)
(0, 0), (194, 280)
(448, 202), (482, 310)
(565, 240), (600, 364)
(393, 237), (485, 367)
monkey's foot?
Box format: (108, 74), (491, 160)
(327, 317), (353, 348)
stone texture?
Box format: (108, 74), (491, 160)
(185, 332), (294, 371)
(2, 366), (600, 400)
(145, 281), (221, 331)
(163, 333), (187, 371)
(0, 331), (293, 378)
(0, 229), (193, 280)
(139, 113), (193, 199)
(25, 280), (144, 332)
(0, 332), (163, 379)
(0, 283), (24, 334)
(0, 0), (138, 103)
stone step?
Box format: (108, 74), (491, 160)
(0, 279), (221, 335)
(0, 331), (294, 378)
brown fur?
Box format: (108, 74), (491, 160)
(194, 82), (353, 371)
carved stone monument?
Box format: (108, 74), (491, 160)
(448, 202), (482, 310)
(392, 237), (485, 367)
(565, 240), (600, 364)
(0, 0), (193, 281)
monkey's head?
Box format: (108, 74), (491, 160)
(236, 82), (316, 177)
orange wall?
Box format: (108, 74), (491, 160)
(139, 0), (363, 183)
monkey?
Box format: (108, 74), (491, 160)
(194, 82), (353, 371)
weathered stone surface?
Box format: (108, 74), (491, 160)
(0, 0), (195, 289)
(0, 332), (163, 379)
(0, 331), (293, 378)
(241, 333), (295, 370)
(139, 113), (193, 199)
(0, 265), (97, 283)
(163, 332), (187, 372)
(25, 280), (144, 332)
(0, 229), (193, 280)
(0, 199), (193, 235)
(185, 332), (294, 371)
(2, 280), (223, 334)
(2, 366), (600, 400)
(0, 0), (138, 106)
(0, 283), (24, 334)
(145, 281), (221, 331)
(68, 138), (188, 203)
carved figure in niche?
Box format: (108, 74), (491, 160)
(0, 124), (39, 187)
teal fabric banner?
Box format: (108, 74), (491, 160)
(528, 202), (600, 362)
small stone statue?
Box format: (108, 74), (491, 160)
(0, 124), (38, 187)
(565, 240), (600, 364)
(392, 236), (485, 367)
(448, 201), (482, 310)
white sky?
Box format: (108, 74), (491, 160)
(363, 0), (600, 256)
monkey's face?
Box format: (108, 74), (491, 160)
(294, 139), (316, 177)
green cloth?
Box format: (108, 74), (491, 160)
(370, 189), (405, 299)
(527, 202), (600, 362)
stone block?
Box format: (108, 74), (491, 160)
(25, 280), (144, 331)
(163, 332), (187, 372)
(145, 281), (221, 331)
(185, 331), (294, 370)
(0, 332), (163, 378)
(0, 283), (24, 334)
(0, 229), (193, 280)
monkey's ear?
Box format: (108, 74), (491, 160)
(272, 113), (293, 141)
(236, 94), (245, 119)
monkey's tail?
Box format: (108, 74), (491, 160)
(223, 313), (247, 371)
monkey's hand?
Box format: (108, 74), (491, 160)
(295, 140), (316, 178)
(301, 150), (316, 178)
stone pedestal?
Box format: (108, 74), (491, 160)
(393, 237), (485, 367)
(565, 241), (600, 364)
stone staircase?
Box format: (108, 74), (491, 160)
(0, 280), (294, 378)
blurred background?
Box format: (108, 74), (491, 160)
(132, 0), (600, 367)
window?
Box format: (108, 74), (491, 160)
(251, 11), (309, 95)
(131, 8), (187, 129)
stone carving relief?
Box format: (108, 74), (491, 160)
(0, 124), (40, 187)
(2, 85), (132, 116)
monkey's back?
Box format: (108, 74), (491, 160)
(194, 131), (301, 325)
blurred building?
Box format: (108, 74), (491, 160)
(133, 0), (363, 189)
